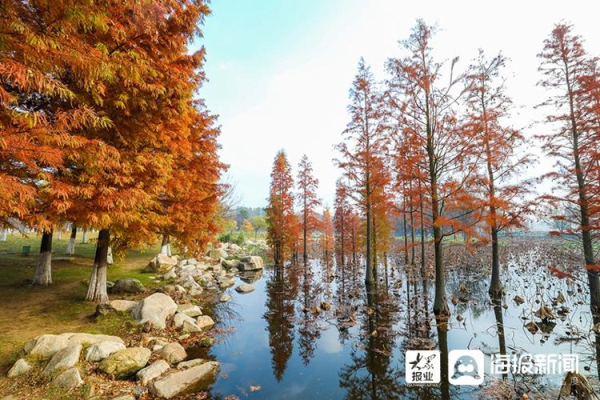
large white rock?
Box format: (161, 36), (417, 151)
(23, 333), (123, 359)
(84, 341), (126, 362)
(156, 343), (187, 364)
(136, 360), (170, 385)
(64, 332), (124, 347)
(7, 359), (31, 377)
(23, 334), (70, 358)
(151, 361), (219, 399)
(176, 304), (202, 317)
(131, 293), (177, 330)
(52, 368), (83, 388)
(43, 344), (82, 376)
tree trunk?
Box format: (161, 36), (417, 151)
(82, 229), (88, 243)
(372, 214), (378, 283)
(66, 225), (77, 255)
(86, 229), (110, 304)
(430, 161), (449, 318)
(365, 199), (373, 286)
(0, 230), (7, 241)
(160, 234), (171, 256)
(565, 69), (600, 316)
(419, 186), (426, 277)
(403, 211), (409, 266)
(303, 197), (308, 266)
(489, 224), (502, 298)
(33, 230), (53, 286)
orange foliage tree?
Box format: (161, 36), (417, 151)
(321, 207), (334, 260)
(334, 179), (352, 265)
(464, 50), (535, 298)
(297, 155), (321, 265)
(266, 150), (296, 266)
(58, 0), (218, 303)
(336, 58), (389, 287)
(537, 23), (600, 315)
(154, 100), (226, 257)
(1, 0), (116, 285)
(386, 20), (480, 318)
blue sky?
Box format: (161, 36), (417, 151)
(194, 0), (600, 209)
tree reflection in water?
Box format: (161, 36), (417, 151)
(339, 283), (403, 399)
(264, 265), (298, 381)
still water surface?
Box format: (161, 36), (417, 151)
(197, 244), (600, 399)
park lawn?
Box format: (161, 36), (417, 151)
(0, 232), (162, 375)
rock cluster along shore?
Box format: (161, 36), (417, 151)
(5, 243), (265, 399)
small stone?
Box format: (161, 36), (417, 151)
(137, 360), (170, 385)
(43, 344), (82, 376)
(176, 358), (206, 370)
(513, 295), (525, 304)
(109, 300), (139, 313)
(110, 278), (146, 294)
(163, 269), (177, 280)
(156, 343), (187, 364)
(99, 347), (151, 379)
(525, 321), (539, 334)
(196, 315), (215, 330)
(176, 304), (202, 317)
(219, 294), (231, 302)
(182, 320), (201, 333)
(235, 284), (255, 293)
(52, 368), (83, 389)
(174, 313), (196, 329)
(238, 256), (264, 271)
(7, 359), (31, 377)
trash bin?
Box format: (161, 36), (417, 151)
(22, 245), (31, 256)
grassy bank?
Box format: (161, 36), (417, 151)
(0, 232), (161, 375)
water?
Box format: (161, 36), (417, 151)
(197, 242), (600, 399)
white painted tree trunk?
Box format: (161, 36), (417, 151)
(57, 230), (62, 240)
(86, 229), (110, 304)
(33, 230), (53, 286)
(0, 230), (7, 241)
(66, 237), (75, 254)
(160, 234), (171, 256)
(82, 229), (88, 244)
(66, 225), (77, 255)
(107, 246), (113, 265)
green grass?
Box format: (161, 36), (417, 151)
(0, 231), (162, 375)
